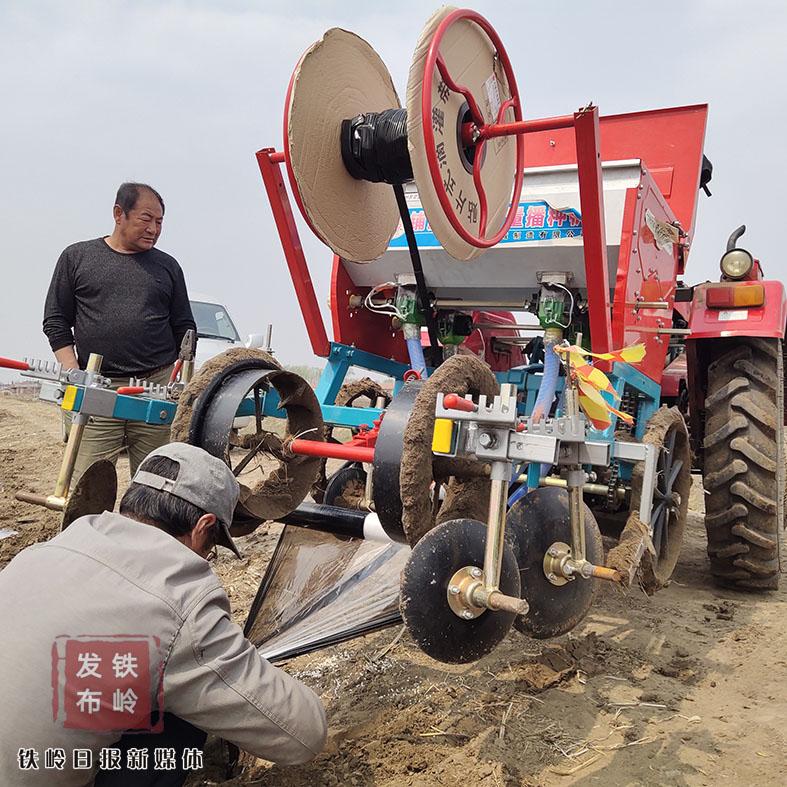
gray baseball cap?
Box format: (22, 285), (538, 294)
(132, 442), (242, 559)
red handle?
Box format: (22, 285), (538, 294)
(116, 386), (146, 396)
(169, 359), (183, 383)
(442, 393), (478, 413)
(0, 356), (30, 371)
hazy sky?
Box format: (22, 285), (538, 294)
(1, 0), (786, 384)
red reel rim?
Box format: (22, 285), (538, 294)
(420, 8), (525, 249)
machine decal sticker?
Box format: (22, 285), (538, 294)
(389, 200), (582, 249)
(717, 309), (748, 321)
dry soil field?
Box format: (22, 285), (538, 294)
(1, 396), (786, 786)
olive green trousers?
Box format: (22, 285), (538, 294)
(65, 365), (174, 485)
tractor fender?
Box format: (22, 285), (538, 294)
(683, 279), (787, 461)
(688, 280), (787, 340)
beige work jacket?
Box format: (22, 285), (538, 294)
(0, 511), (326, 785)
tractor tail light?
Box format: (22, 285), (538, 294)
(706, 284), (764, 309)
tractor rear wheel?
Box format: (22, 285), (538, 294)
(703, 338), (784, 590)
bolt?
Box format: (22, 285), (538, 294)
(461, 610), (474, 620)
(478, 432), (496, 449)
(470, 567), (482, 579)
(449, 585), (460, 595)
(548, 547), (558, 557)
(547, 572), (558, 582)
(159, 410), (168, 420)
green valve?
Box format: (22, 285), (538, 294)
(538, 296), (566, 329)
(396, 289), (424, 326)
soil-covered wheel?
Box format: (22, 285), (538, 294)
(607, 407), (691, 593)
(171, 347), (323, 536)
(703, 338), (783, 590)
(323, 464), (368, 509)
(311, 378), (390, 504)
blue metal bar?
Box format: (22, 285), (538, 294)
(65, 387), (176, 425)
(321, 405), (384, 428)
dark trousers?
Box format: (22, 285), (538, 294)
(94, 714), (207, 787)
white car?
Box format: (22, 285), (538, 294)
(189, 294), (268, 429)
(189, 294), (267, 368)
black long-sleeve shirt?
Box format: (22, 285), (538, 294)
(43, 238), (197, 377)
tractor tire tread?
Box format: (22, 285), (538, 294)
(702, 338), (783, 591)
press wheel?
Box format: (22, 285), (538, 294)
(400, 518), (520, 663)
(324, 465), (368, 509)
(506, 487), (604, 639)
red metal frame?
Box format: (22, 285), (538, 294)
(520, 104), (708, 240)
(574, 107), (612, 356)
(612, 166), (681, 382)
(290, 417), (381, 463)
(256, 148), (330, 358)
(330, 256), (410, 364)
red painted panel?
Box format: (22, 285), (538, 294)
(330, 257), (410, 364)
(522, 104), (708, 237)
(661, 353), (687, 398)
(688, 281), (787, 339)
(612, 168), (680, 383)
(463, 311), (526, 371)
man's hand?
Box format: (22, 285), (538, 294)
(54, 346), (79, 371)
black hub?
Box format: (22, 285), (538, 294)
(506, 487), (604, 639)
(651, 424), (684, 568)
(400, 518), (520, 663)
(324, 464), (367, 509)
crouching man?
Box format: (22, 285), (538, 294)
(0, 443), (326, 786)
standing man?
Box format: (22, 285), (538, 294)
(43, 182), (197, 481)
(0, 442), (327, 785)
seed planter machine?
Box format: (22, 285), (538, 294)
(7, 6), (785, 662)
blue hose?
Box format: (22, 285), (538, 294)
(508, 481), (529, 508)
(406, 335), (427, 378)
(531, 337), (560, 423)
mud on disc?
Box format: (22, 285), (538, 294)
(62, 459), (118, 530)
(506, 486), (604, 639)
(400, 518), (520, 663)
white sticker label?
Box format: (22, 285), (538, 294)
(718, 309), (748, 321)
(645, 209), (679, 253)
(483, 74), (502, 121)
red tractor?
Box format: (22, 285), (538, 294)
(684, 225), (785, 589)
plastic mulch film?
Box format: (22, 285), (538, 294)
(244, 526), (409, 662)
